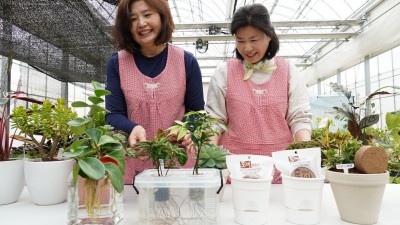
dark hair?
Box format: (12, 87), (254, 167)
(112, 0), (174, 54)
(230, 3), (279, 61)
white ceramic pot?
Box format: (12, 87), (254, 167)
(326, 170), (389, 224)
(0, 159), (24, 205)
(24, 158), (74, 205)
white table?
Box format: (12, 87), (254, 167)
(1, 184), (399, 225)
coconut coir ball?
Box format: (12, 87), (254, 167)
(354, 146), (388, 174)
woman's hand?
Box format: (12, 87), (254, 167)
(128, 125), (146, 148)
(294, 129), (311, 142)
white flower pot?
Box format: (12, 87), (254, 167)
(282, 175), (325, 225)
(326, 170), (389, 224)
(24, 158), (74, 205)
(230, 176), (272, 225)
(0, 159), (24, 205)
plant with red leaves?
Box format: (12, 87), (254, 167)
(0, 91), (43, 161)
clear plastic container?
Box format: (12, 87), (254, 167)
(134, 168), (222, 225)
(67, 174), (124, 225)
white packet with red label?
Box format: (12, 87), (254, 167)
(226, 154), (274, 179)
(272, 148), (322, 178)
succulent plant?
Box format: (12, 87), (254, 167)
(198, 144), (229, 170)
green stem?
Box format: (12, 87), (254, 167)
(193, 143), (202, 175)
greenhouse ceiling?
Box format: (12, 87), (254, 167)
(0, 0), (396, 83)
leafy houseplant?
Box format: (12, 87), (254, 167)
(168, 110), (225, 175)
(11, 98), (77, 161)
(330, 82), (397, 145)
(130, 129), (188, 176)
(64, 81), (126, 224)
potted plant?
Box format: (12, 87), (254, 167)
(0, 91), (42, 205)
(133, 110), (225, 225)
(325, 83), (394, 224)
(130, 129), (188, 223)
(9, 96), (76, 205)
(64, 81), (126, 225)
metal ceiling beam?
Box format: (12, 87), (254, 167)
(173, 19), (362, 30)
(171, 32), (356, 42)
(199, 63), (313, 69)
(196, 55), (311, 60)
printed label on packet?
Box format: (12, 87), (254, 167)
(240, 160), (252, 168)
(239, 160), (263, 179)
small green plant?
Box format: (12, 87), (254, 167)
(198, 144), (229, 170)
(285, 140), (322, 150)
(130, 129), (188, 176)
(310, 116), (362, 171)
(11, 98), (77, 161)
(168, 110), (225, 175)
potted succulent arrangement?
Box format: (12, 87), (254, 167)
(10, 97), (76, 205)
(0, 91), (42, 205)
(133, 110), (225, 225)
(63, 81), (126, 225)
(324, 83), (395, 224)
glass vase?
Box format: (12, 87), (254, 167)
(67, 174), (124, 225)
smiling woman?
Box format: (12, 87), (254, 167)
(106, 0), (205, 184)
(205, 3), (312, 184)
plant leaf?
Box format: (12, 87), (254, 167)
(359, 114), (379, 129)
(85, 128), (102, 145)
(104, 162), (124, 193)
(78, 157), (105, 180)
(71, 101), (90, 107)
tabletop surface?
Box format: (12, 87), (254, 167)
(1, 183), (399, 225)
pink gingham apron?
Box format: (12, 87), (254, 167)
(220, 57), (293, 184)
(118, 44), (195, 184)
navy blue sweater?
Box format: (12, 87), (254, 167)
(105, 45), (205, 134)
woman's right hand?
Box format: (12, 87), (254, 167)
(128, 125), (147, 148)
